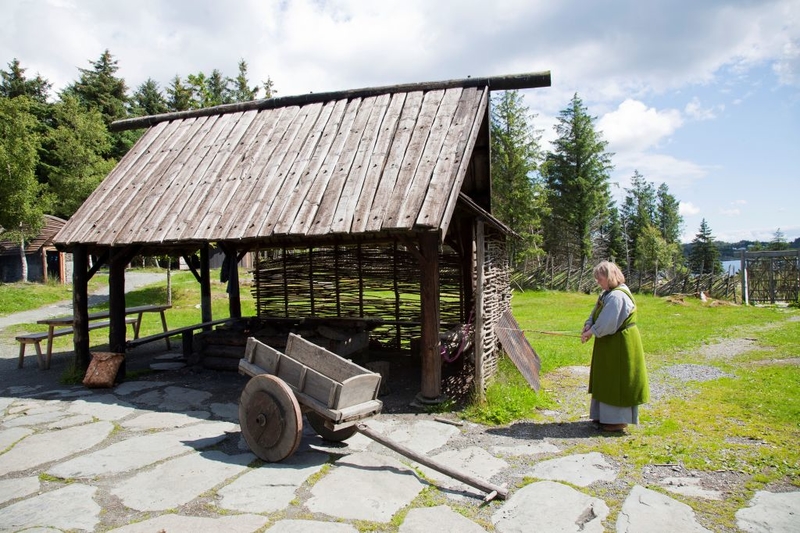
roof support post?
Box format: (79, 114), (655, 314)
(200, 243), (212, 325)
(108, 247), (128, 350)
(72, 244), (91, 369)
(418, 231), (442, 401)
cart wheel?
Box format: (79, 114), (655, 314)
(239, 374), (303, 462)
(306, 411), (358, 442)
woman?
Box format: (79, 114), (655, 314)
(581, 261), (649, 432)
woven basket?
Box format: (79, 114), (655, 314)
(83, 352), (125, 388)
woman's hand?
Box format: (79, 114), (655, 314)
(581, 326), (593, 344)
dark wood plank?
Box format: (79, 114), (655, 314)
(428, 87), (488, 239)
(415, 87), (485, 230)
(56, 121), (169, 244)
(390, 88), (463, 230)
(309, 97), (377, 236)
(175, 112), (257, 240)
(379, 89), (446, 231)
(350, 93), (406, 234)
(268, 100), (344, 236)
(364, 91), (424, 233)
(106, 117), (207, 245)
(288, 99), (362, 236)
(154, 112), (272, 241)
(329, 94), (391, 235)
(159, 113), (242, 241)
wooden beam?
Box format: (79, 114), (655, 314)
(72, 245), (91, 369)
(418, 232), (442, 400)
(108, 247), (127, 378)
(200, 243), (212, 324)
(110, 71), (551, 132)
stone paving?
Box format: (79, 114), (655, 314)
(0, 366), (798, 532)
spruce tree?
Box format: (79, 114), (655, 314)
(688, 219), (722, 275)
(490, 90), (545, 266)
(542, 93), (612, 269)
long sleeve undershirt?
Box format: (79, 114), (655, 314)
(585, 285), (635, 338)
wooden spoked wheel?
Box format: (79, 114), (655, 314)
(239, 374), (303, 462)
(306, 411), (358, 442)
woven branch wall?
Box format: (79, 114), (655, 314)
(479, 231), (512, 382)
(252, 242), (466, 349)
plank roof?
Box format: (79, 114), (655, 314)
(0, 215), (66, 257)
(55, 72), (550, 251)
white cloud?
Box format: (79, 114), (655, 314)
(719, 208), (741, 216)
(684, 97), (720, 121)
(598, 99), (683, 152)
(680, 202), (701, 216)
(732, 199), (748, 205)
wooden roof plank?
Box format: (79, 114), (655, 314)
(428, 87), (489, 240)
(388, 87), (463, 230)
(95, 118), (203, 246)
(272, 100), (347, 235)
(287, 98), (363, 236)
(233, 105), (308, 239)
(159, 113), (251, 241)
(258, 101), (339, 237)
(329, 93), (391, 235)
(111, 117), (215, 245)
(242, 104), (326, 239)
(215, 106), (296, 240)
(157, 111), (270, 242)
(55, 121), (170, 244)
(309, 97), (378, 236)
(209, 103), (323, 238)
(350, 92), (406, 234)
(182, 109), (271, 242)
(363, 91), (425, 233)
(175, 112), (259, 241)
(136, 115), (227, 243)
(379, 89), (447, 231)
(416, 87), (484, 230)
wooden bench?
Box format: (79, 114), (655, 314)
(126, 318), (236, 359)
(16, 317), (138, 370)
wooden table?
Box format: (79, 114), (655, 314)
(35, 304), (172, 365)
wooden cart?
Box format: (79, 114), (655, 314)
(238, 333), (508, 500)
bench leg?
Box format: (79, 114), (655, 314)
(161, 312), (171, 349)
(18, 343), (26, 369)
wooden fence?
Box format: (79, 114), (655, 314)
(513, 257), (741, 301)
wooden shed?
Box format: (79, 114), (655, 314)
(1, 214), (69, 283)
(54, 72), (550, 401)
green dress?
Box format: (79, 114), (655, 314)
(588, 286), (649, 408)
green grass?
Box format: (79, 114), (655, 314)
(0, 274), (109, 316)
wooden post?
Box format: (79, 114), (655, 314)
(108, 248), (127, 354)
(474, 221), (486, 400)
(226, 247), (242, 319)
(418, 232), (441, 401)
(200, 243), (212, 325)
(72, 245), (91, 369)
(741, 250), (749, 306)
(41, 248), (48, 283)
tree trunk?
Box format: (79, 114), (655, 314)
(19, 236), (28, 282)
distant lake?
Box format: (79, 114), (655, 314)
(721, 259), (740, 273)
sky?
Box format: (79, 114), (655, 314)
(2, 0), (798, 244)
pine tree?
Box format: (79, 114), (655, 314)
(0, 59), (51, 103)
(688, 219), (722, 275)
(490, 90), (545, 266)
(130, 78), (168, 116)
(166, 75), (193, 111)
(542, 93), (613, 268)
(232, 59), (259, 102)
(620, 170), (656, 271)
(62, 50), (133, 159)
(656, 182), (682, 244)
